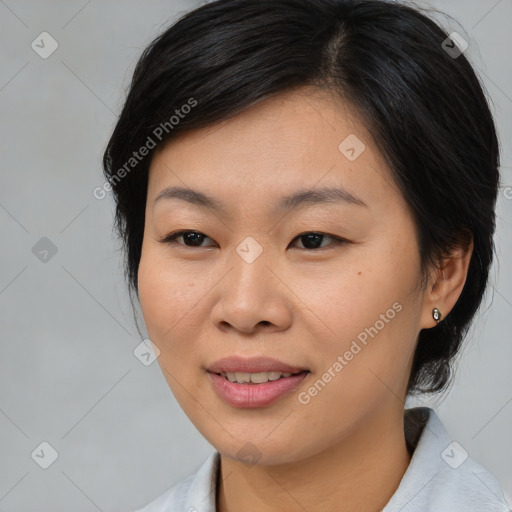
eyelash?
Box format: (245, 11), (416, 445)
(159, 230), (350, 251)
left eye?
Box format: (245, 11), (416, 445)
(160, 230), (348, 251)
(291, 232), (346, 250)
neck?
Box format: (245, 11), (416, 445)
(216, 405), (411, 512)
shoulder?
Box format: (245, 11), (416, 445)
(134, 451), (219, 512)
(384, 407), (511, 512)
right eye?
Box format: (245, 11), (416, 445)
(159, 230), (216, 248)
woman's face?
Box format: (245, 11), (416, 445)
(138, 87), (433, 465)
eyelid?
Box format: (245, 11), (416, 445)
(159, 230), (350, 250)
(159, 230), (216, 247)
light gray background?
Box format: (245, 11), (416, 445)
(1, 1), (511, 510)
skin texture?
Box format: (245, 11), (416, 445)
(137, 86), (473, 512)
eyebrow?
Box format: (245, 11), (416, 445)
(153, 185), (368, 216)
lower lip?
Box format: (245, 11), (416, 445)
(208, 371), (310, 408)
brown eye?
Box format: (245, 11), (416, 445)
(160, 230), (215, 247)
(291, 232), (347, 250)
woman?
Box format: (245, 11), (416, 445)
(102, 0), (510, 510)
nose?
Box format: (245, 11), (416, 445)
(209, 248), (293, 335)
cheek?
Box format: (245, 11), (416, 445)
(137, 250), (208, 404)
(301, 238), (422, 391)
(137, 249), (203, 343)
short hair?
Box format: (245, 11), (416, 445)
(102, 0), (500, 395)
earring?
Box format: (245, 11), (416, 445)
(432, 308), (442, 323)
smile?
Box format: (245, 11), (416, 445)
(208, 370), (310, 408)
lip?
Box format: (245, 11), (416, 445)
(208, 371), (310, 408)
(207, 356), (308, 374)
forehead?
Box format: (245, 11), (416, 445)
(147, 87), (400, 213)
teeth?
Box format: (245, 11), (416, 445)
(249, 372), (268, 384)
(235, 372), (251, 383)
(221, 371), (300, 384)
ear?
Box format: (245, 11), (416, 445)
(420, 235), (474, 329)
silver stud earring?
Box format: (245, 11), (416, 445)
(432, 308), (442, 323)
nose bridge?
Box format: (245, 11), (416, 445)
(229, 234), (273, 298)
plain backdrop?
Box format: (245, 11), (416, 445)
(1, 0), (511, 510)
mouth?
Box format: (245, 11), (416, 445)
(210, 369), (310, 384)
(206, 356), (310, 407)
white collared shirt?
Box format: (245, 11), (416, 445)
(135, 407), (511, 512)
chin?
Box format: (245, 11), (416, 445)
(212, 435), (312, 467)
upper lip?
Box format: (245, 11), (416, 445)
(207, 356), (309, 374)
